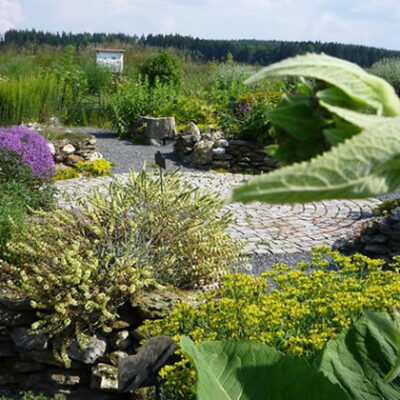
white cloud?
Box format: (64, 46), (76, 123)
(0, 0), (23, 32)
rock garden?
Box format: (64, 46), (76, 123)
(2, 49), (400, 400)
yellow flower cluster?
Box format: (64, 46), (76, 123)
(141, 247), (400, 399)
(76, 159), (113, 176)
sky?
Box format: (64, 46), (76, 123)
(1, 0), (400, 50)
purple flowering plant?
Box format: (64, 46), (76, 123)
(0, 126), (55, 181)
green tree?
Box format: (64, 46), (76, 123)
(138, 50), (183, 86)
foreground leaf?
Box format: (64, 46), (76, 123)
(181, 337), (348, 400)
(318, 316), (400, 400)
(231, 119), (400, 203)
(245, 53), (400, 116)
(319, 100), (397, 130)
(365, 311), (400, 383)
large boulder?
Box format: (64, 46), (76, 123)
(192, 140), (214, 165)
(118, 336), (178, 392)
(142, 117), (177, 145)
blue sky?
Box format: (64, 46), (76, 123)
(1, 0), (400, 50)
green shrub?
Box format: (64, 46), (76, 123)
(141, 248), (400, 399)
(54, 168), (79, 181)
(219, 90), (281, 143)
(108, 78), (176, 137)
(75, 159), (113, 176)
(139, 50), (183, 87)
(0, 146), (56, 252)
(370, 58), (400, 95)
(158, 95), (217, 126)
(1, 169), (242, 362)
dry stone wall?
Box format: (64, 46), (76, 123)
(175, 123), (277, 174)
(48, 136), (102, 167)
(0, 292), (179, 398)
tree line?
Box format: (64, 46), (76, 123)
(3, 29), (400, 67)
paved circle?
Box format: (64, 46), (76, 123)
(56, 171), (380, 256)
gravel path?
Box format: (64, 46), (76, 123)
(75, 128), (192, 174)
(56, 128), (381, 274)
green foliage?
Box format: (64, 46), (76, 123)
(54, 168), (79, 181)
(0, 148), (56, 252)
(232, 53), (400, 204)
(184, 314), (400, 400)
(318, 314), (400, 399)
(1, 169), (241, 363)
(365, 310), (400, 383)
(83, 62), (112, 98)
(108, 78), (176, 137)
(220, 90), (281, 143)
(247, 53), (400, 116)
(142, 248), (400, 399)
(370, 58), (400, 95)
(158, 95), (217, 126)
(181, 337), (348, 400)
(75, 159), (113, 176)
(139, 50), (183, 87)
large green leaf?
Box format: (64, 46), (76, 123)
(231, 119), (400, 204)
(181, 337), (348, 400)
(318, 316), (400, 400)
(319, 100), (396, 130)
(266, 99), (325, 141)
(365, 311), (400, 383)
(245, 53), (400, 116)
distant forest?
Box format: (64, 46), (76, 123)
(3, 29), (400, 67)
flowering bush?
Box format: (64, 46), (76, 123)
(141, 248), (400, 399)
(0, 126), (54, 180)
(1, 169), (242, 363)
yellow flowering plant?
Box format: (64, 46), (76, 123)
(141, 248), (400, 399)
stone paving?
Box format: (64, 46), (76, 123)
(56, 171), (380, 256)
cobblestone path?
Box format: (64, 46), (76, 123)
(56, 171), (380, 256)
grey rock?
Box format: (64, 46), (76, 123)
(364, 244), (389, 254)
(47, 142), (56, 155)
(143, 117), (177, 140)
(110, 330), (131, 351)
(212, 147), (226, 156)
(10, 360), (46, 373)
(118, 336), (179, 392)
(23, 350), (65, 367)
(47, 369), (89, 387)
(0, 296), (32, 311)
(211, 161), (231, 170)
(192, 140), (214, 165)
(214, 139), (229, 148)
(62, 144), (76, 155)
(0, 342), (17, 357)
(67, 335), (107, 364)
(109, 351), (129, 367)
(202, 131), (223, 142)
(91, 363), (118, 391)
(11, 327), (48, 351)
(0, 306), (36, 327)
(369, 234), (388, 244)
(183, 122), (200, 136)
(88, 152), (103, 162)
(131, 290), (183, 320)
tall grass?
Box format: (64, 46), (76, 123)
(0, 74), (61, 125)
